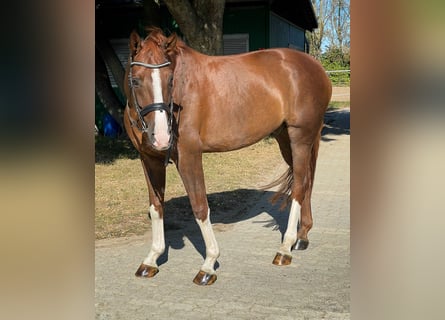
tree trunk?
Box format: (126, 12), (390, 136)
(95, 47), (124, 128)
(308, 0), (333, 60)
(162, 0), (225, 55)
(143, 0), (161, 28)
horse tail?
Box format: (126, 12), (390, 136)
(261, 166), (294, 210)
(262, 134), (320, 210)
(309, 133), (321, 193)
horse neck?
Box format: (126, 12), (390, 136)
(172, 46), (207, 103)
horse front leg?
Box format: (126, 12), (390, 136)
(135, 154), (166, 278)
(177, 152), (220, 285)
(193, 210), (220, 285)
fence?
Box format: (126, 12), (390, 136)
(326, 69), (350, 87)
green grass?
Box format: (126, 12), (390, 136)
(328, 101), (350, 110)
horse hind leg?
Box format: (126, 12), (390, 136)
(264, 125), (293, 207)
(296, 132), (320, 250)
(273, 126), (320, 266)
(272, 124), (292, 167)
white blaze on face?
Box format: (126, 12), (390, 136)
(151, 68), (163, 103)
(151, 68), (170, 149)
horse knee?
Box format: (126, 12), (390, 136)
(192, 205), (209, 221)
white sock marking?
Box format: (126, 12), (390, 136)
(196, 210), (220, 274)
(280, 199), (301, 254)
(143, 205), (165, 267)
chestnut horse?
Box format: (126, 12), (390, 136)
(123, 28), (331, 285)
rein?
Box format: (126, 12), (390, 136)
(128, 58), (176, 166)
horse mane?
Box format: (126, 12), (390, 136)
(144, 27), (185, 57)
(144, 27), (166, 44)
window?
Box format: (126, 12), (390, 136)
(223, 34), (249, 55)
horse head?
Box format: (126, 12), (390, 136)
(125, 28), (179, 151)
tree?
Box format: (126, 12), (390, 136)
(307, 0), (350, 67)
(327, 0), (350, 56)
(161, 0), (225, 55)
(142, 0), (161, 28)
(307, 0), (332, 60)
(321, 46), (350, 85)
(322, 46), (350, 68)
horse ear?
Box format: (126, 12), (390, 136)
(129, 30), (142, 57)
(165, 33), (178, 56)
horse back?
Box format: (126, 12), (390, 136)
(176, 48), (331, 152)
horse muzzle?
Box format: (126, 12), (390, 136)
(150, 130), (171, 151)
(138, 103), (173, 151)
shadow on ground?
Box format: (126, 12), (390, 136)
(95, 135), (139, 164)
(157, 189), (291, 269)
(322, 108), (350, 141)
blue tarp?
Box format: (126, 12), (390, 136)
(102, 114), (122, 138)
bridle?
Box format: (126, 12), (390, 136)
(127, 57), (177, 165)
(128, 58), (173, 133)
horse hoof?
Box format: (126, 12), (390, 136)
(135, 264), (159, 278)
(272, 252), (292, 266)
(293, 239), (309, 250)
(193, 270), (217, 286)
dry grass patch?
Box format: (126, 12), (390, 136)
(95, 138), (285, 239)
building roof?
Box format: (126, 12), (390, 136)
(97, 0), (318, 32)
(271, 0), (317, 31)
(96, 0), (318, 31)
(226, 0), (318, 31)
